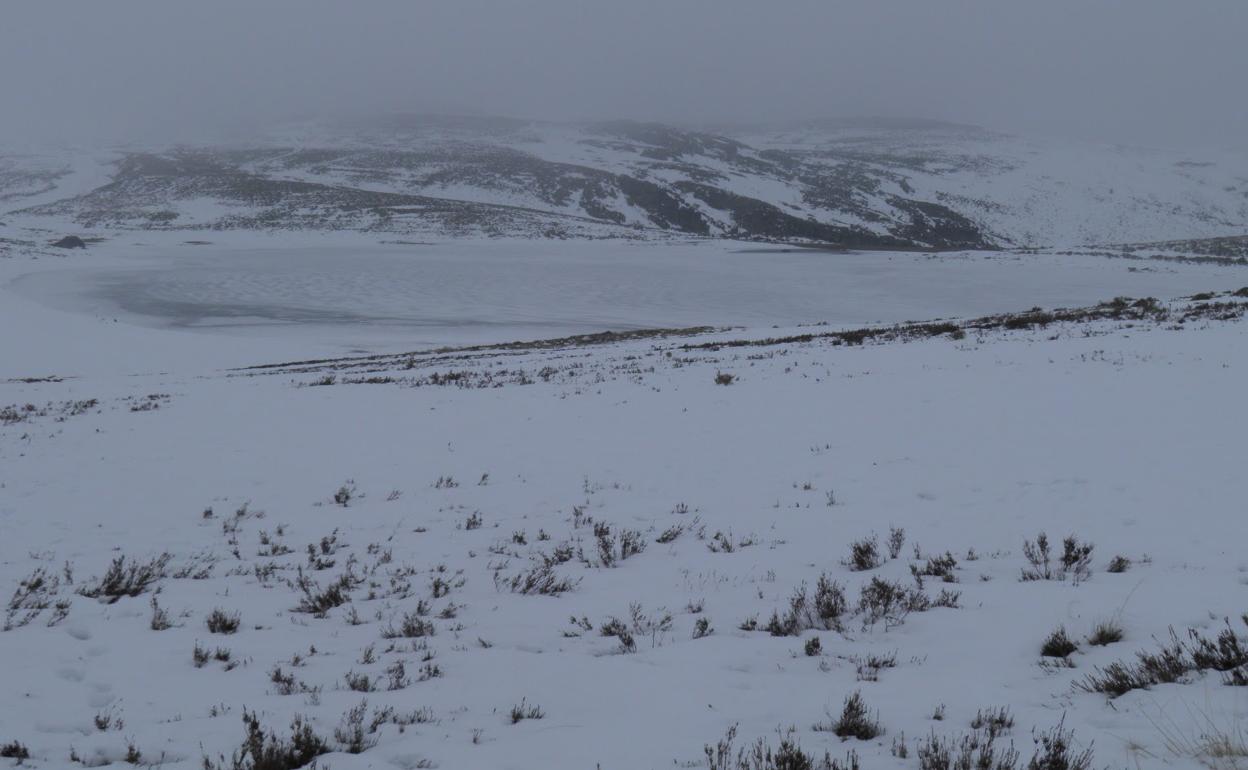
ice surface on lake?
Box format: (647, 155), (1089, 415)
(12, 240), (1241, 350)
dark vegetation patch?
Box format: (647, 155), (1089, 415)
(291, 569), (357, 615)
(0, 740), (31, 760)
(764, 574), (847, 636)
(705, 724), (861, 770)
(917, 730), (1018, 770)
(495, 563), (579, 596)
(1, 398), (99, 426)
(844, 536), (883, 572)
(206, 608), (241, 634)
(970, 707), (1015, 738)
(682, 294), (1196, 352)
(1088, 620), (1124, 647)
(1112, 234), (1248, 260)
(236, 325), (717, 374)
(78, 555), (171, 603)
(855, 576), (959, 630)
(4, 566), (71, 630)
(202, 710), (330, 770)
(1040, 626), (1079, 658)
(1020, 533), (1094, 583)
(916, 717), (1093, 770)
(825, 691), (884, 740)
(1078, 616), (1248, 697)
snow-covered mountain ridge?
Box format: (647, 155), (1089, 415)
(3, 116), (1245, 250)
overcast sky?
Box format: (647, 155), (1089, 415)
(4, 1), (1246, 150)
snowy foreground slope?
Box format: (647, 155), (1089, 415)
(2, 241), (1248, 769)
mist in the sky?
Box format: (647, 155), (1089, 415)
(3, 0), (1245, 150)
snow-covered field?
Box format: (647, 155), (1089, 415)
(3, 237), (1248, 769)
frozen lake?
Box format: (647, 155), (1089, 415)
(11, 239), (1244, 351)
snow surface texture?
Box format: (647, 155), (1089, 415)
(2, 236), (1248, 769)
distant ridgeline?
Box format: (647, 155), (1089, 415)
(4, 116), (1246, 249)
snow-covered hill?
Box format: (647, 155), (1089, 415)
(3, 235), (1248, 768)
(3, 116), (1245, 250)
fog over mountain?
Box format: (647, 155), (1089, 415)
(4, 1), (1247, 150)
